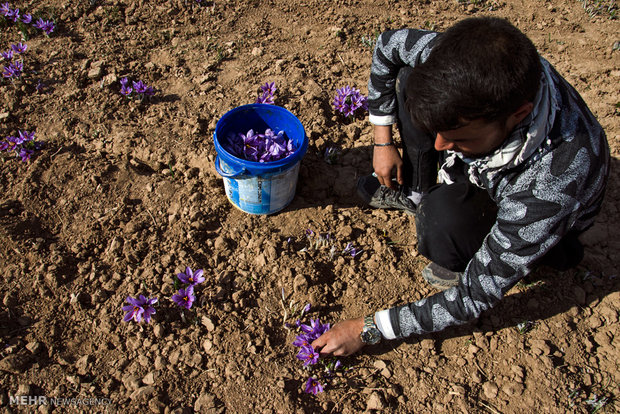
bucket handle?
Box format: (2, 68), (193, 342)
(214, 155), (246, 178)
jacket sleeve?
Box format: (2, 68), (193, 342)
(367, 29), (438, 126)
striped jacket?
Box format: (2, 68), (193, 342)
(369, 29), (610, 339)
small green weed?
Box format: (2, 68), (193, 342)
(456, 0), (502, 10)
(577, 0), (618, 19)
(104, 5), (122, 26)
(360, 30), (380, 48)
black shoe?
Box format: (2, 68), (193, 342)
(422, 262), (462, 290)
(356, 175), (417, 215)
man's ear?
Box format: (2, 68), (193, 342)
(508, 102), (534, 128)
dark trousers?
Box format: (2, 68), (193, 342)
(395, 68), (583, 272)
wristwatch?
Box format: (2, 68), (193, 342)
(360, 315), (382, 345)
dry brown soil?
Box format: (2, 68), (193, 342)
(1, 0), (619, 413)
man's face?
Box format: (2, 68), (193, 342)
(434, 102), (534, 158)
(434, 118), (510, 158)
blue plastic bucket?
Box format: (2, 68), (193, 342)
(213, 104), (308, 215)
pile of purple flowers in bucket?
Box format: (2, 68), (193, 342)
(333, 85), (368, 118)
(0, 130), (44, 162)
(290, 311), (343, 395)
(225, 128), (296, 163)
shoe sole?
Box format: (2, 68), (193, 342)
(367, 200), (416, 216)
(422, 268), (459, 290)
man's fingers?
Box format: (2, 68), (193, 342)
(311, 336), (326, 350)
(376, 174), (388, 187)
(320, 343), (337, 355)
(396, 165), (404, 185)
(383, 175), (397, 189)
(316, 341), (337, 355)
(312, 333), (340, 356)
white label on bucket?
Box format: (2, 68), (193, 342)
(228, 163), (299, 214)
(267, 164), (298, 207)
(238, 178), (261, 204)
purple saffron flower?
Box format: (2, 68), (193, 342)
(140, 298), (158, 323)
(18, 148), (33, 162)
(1, 50), (13, 61)
(177, 267), (205, 286)
(241, 129), (260, 160)
(304, 377), (324, 395)
(122, 295), (158, 323)
(255, 81), (276, 104)
(18, 130), (35, 143)
(0, 140), (12, 151)
(120, 85), (132, 97)
(296, 345), (319, 366)
(3, 136), (18, 149)
(11, 60), (22, 76)
(132, 80), (148, 94)
(333, 85), (368, 118)
(300, 318), (330, 341)
(4, 60), (22, 78)
(255, 90), (274, 104)
(333, 85), (350, 112)
(130, 80), (155, 98)
(258, 129), (284, 161)
(292, 333), (311, 348)
(32, 17), (45, 28)
(11, 43), (27, 54)
(343, 242), (363, 258)
(2, 65), (15, 79)
(7, 134), (22, 145)
(172, 286), (195, 309)
(119, 78), (133, 96)
(0, 3), (10, 16)
(260, 81), (276, 95)
(33, 18), (55, 35)
(21, 13), (31, 24)
(6, 7), (18, 22)
(123, 304), (143, 322)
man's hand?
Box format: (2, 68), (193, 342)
(311, 317), (366, 357)
(373, 146), (403, 189)
(373, 124), (403, 189)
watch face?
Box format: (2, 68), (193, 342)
(361, 327), (381, 344)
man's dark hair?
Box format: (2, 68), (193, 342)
(406, 17), (542, 132)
